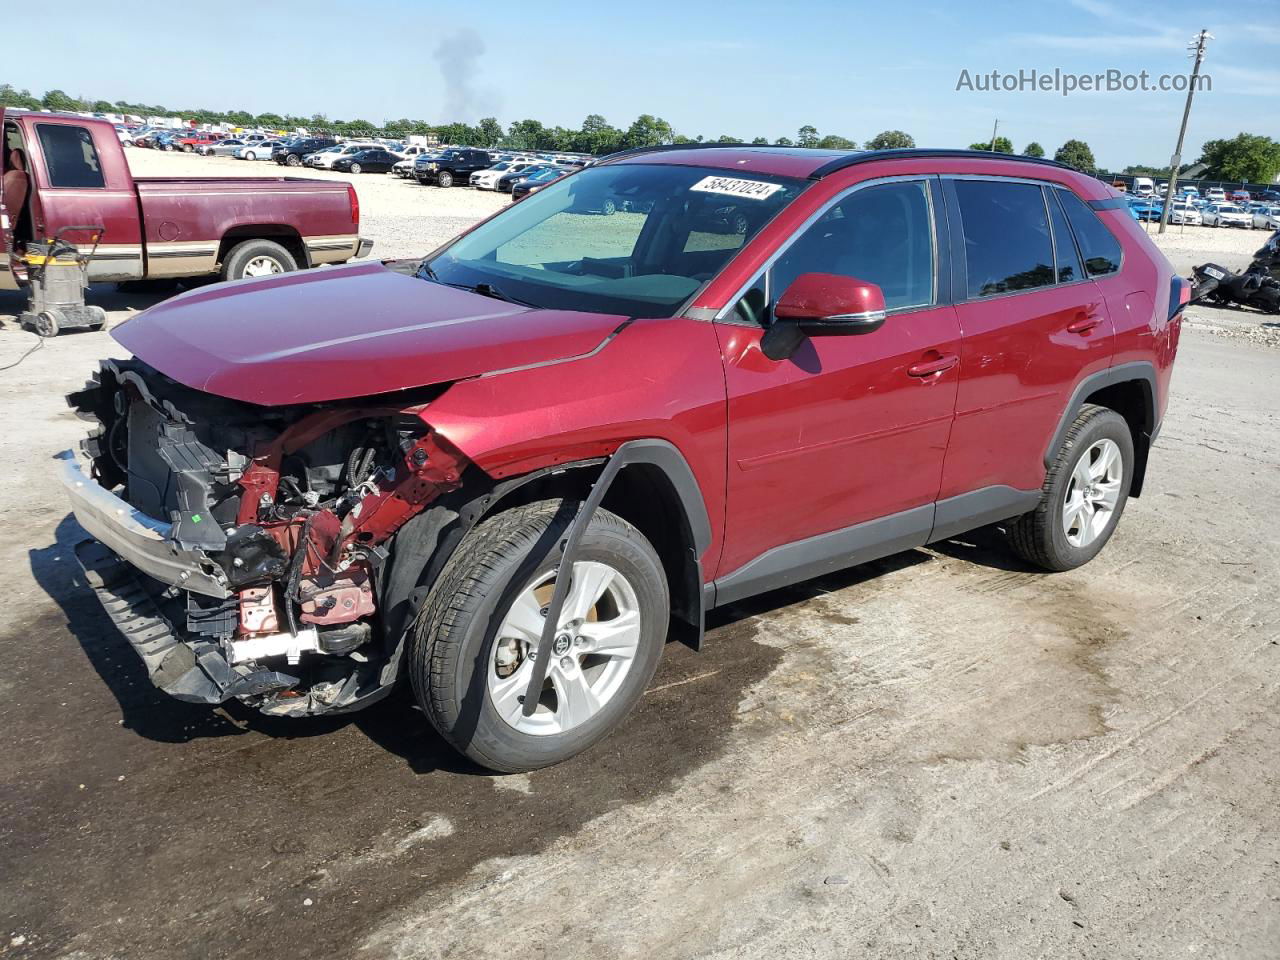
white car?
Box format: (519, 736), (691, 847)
(1205, 187), (1227, 203)
(471, 160), (539, 190)
(1201, 203), (1251, 228)
(393, 144), (433, 161)
(1168, 200), (1202, 225)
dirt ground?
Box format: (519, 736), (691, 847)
(0, 150), (1277, 960)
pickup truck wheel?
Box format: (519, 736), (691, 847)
(285, 154), (301, 166)
(410, 499), (669, 773)
(437, 171), (454, 187)
(1007, 404), (1133, 572)
(221, 239), (298, 281)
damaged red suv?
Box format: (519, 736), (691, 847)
(61, 146), (1184, 772)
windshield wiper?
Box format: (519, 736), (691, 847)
(470, 282), (532, 306)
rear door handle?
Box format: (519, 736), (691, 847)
(1066, 306), (1104, 335)
(907, 353), (959, 377)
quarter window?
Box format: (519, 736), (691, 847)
(36, 124), (104, 188)
(770, 180), (935, 314)
(1056, 187), (1123, 277)
(1048, 189), (1084, 283)
(954, 179), (1055, 298)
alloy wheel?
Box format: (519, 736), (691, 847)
(487, 561), (641, 736)
(1062, 438), (1124, 548)
(242, 256), (284, 278)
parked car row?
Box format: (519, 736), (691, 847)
(1126, 190), (1280, 229)
(386, 147), (588, 198)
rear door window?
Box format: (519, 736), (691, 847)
(1056, 188), (1123, 277)
(953, 179), (1054, 298)
(36, 124), (105, 188)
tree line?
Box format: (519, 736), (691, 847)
(5, 84), (1276, 182)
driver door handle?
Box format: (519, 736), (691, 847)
(907, 353), (959, 378)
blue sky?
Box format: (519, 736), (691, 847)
(17, 0), (1280, 169)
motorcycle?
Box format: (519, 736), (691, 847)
(1189, 228), (1280, 314)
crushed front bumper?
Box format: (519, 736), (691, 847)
(73, 539), (298, 704)
(57, 450), (230, 599)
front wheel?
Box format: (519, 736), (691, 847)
(1007, 404), (1133, 571)
(349, 162), (362, 175)
(285, 154), (301, 166)
(410, 500), (669, 773)
(437, 171), (454, 187)
(221, 238), (298, 281)
(33, 309), (63, 338)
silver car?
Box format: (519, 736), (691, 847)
(1249, 204), (1280, 230)
(234, 141), (281, 161)
(200, 138), (251, 157)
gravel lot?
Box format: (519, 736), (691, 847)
(1, 150), (1277, 960)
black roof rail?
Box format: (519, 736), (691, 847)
(596, 143), (1079, 179)
(807, 148), (1075, 179)
(595, 142), (750, 163)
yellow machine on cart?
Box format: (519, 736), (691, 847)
(19, 226), (107, 337)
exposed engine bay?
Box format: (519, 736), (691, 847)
(65, 359), (467, 716)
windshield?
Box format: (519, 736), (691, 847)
(422, 163), (806, 318)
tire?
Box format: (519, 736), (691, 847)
(285, 154), (301, 167)
(1007, 404), (1134, 572)
(244, 151), (257, 161)
(410, 499), (669, 773)
(600, 198), (616, 216)
(221, 239), (298, 282)
(349, 162), (362, 175)
(437, 170), (454, 188)
(33, 309), (62, 338)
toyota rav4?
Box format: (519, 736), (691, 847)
(60, 146), (1185, 772)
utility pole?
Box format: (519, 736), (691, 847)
(1159, 29), (1212, 234)
(988, 119), (1000, 152)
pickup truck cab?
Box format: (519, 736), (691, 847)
(61, 146), (1183, 774)
(0, 109), (371, 290)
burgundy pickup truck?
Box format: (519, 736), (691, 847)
(0, 109), (370, 291)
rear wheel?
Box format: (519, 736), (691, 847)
(410, 500), (669, 773)
(221, 239), (298, 282)
(437, 171), (454, 187)
(1007, 404), (1133, 571)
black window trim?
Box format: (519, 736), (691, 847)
(711, 173), (946, 326)
(943, 173), (1103, 305)
(34, 121), (106, 190)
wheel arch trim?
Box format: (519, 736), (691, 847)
(1046, 360), (1158, 496)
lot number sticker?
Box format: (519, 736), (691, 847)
(690, 176), (783, 200)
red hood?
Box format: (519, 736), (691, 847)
(112, 262), (627, 406)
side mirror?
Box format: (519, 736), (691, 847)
(761, 273), (887, 361)
(774, 272), (888, 333)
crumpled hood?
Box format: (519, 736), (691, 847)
(112, 261), (627, 406)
